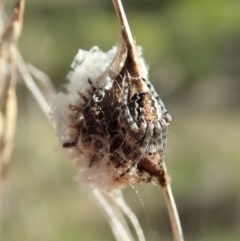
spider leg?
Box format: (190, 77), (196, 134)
(121, 87), (139, 133)
(119, 122), (154, 177)
(88, 78), (96, 89)
(63, 105), (84, 148)
(121, 88), (148, 141)
(160, 118), (169, 155)
(69, 105), (82, 112)
(153, 122), (164, 166)
(138, 122), (154, 157)
(63, 140), (78, 148)
(147, 126), (158, 156)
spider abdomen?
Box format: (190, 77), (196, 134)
(130, 92), (161, 124)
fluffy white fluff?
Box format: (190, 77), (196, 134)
(51, 46), (116, 189)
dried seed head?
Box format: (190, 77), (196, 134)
(0, 0), (25, 50)
(51, 36), (171, 191)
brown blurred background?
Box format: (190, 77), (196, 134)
(2, 0), (240, 240)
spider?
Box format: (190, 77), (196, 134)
(63, 74), (172, 184)
(117, 77), (172, 178)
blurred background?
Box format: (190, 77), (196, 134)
(2, 0), (240, 240)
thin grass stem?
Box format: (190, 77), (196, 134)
(14, 49), (51, 121)
(112, 0), (143, 78)
(92, 189), (134, 241)
(161, 163), (184, 241)
(27, 64), (56, 97)
(0, 47), (17, 209)
(108, 189), (146, 241)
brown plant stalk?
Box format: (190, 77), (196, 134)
(0, 0), (25, 210)
(112, 0), (184, 240)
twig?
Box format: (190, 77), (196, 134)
(14, 49), (51, 121)
(0, 46), (17, 207)
(108, 189), (146, 241)
(112, 1), (184, 240)
(27, 64), (56, 97)
(0, 0), (25, 47)
(92, 189), (134, 241)
(160, 163), (184, 241)
(0, 0), (25, 208)
(112, 0), (143, 79)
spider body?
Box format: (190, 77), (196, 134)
(63, 73), (171, 185)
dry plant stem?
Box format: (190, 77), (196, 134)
(0, 55), (7, 101)
(0, 0), (25, 210)
(112, 1), (183, 240)
(0, 0), (25, 45)
(14, 49), (51, 120)
(0, 48), (17, 205)
(112, 0), (143, 78)
(27, 64), (56, 97)
(161, 163), (184, 241)
(106, 194), (135, 241)
(108, 190), (146, 241)
(92, 189), (134, 241)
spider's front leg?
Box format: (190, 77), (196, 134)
(118, 122), (154, 177)
(138, 122), (154, 157)
(121, 87), (147, 140)
(159, 113), (172, 158)
(152, 121), (164, 166)
(121, 87), (139, 133)
(63, 105), (84, 148)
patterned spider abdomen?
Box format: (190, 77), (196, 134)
(130, 92), (161, 123)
